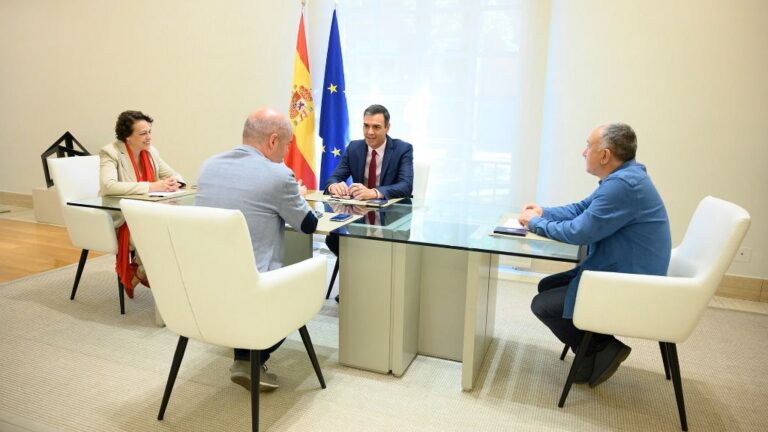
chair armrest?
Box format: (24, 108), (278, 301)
(63, 206), (119, 253)
(573, 270), (710, 343)
(251, 255), (328, 341)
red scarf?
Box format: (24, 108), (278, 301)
(116, 148), (156, 298)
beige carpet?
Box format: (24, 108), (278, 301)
(1, 255), (766, 432)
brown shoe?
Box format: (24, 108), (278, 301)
(134, 266), (151, 288)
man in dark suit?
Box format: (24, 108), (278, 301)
(325, 104), (413, 200)
(324, 105), (414, 300)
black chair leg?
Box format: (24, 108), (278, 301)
(659, 341), (671, 380)
(665, 343), (688, 431)
(325, 260), (339, 300)
(558, 332), (593, 408)
(71, 249), (89, 300)
(117, 276), (126, 315)
(560, 344), (569, 360)
(250, 349), (262, 432)
(158, 336), (188, 421)
(299, 325), (326, 389)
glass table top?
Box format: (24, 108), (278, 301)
(68, 194), (198, 210)
(322, 198), (580, 262)
(68, 195), (580, 263)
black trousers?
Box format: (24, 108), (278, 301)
(530, 268), (614, 354)
(325, 233), (339, 256)
(234, 338), (285, 364)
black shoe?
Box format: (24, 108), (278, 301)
(334, 294), (339, 303)
(572, 353), (595, 384)
(589, 339), (631, 388)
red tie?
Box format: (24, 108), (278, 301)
(367, 149), (377, 189)
(367, 150), (378, 224)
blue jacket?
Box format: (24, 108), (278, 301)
(324, 136), (414, 199)
(528, 160), (671, 318)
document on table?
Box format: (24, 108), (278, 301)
(490, 214), (553, 241)
(315, 212), (365, 234)
(118, 190), (196, 201)
(304, 191), (402, 207)
(492, 217), (527, 236)
(148, 190), (186, 197)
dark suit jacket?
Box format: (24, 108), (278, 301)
(324, 136), (414, 199)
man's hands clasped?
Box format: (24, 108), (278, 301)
(329, 182), (378, 200)
(518, 202), (543, 228)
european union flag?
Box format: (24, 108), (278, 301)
(319, 9), (349, 188)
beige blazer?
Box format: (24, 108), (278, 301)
(99, 140), (183, 196)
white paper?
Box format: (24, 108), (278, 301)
(148, 190), (187, 197)
(500, 217), (524, 229)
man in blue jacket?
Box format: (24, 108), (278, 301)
(325, 104), (414, 200)
(519, 123), (671, 388)
(323, 105), (414, 300)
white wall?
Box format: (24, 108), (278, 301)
(538, 0), (768, 278)
(0, 0), (301, 193)
(1, 0), (765, 278)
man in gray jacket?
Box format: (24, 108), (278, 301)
(196, 108), (319, 392)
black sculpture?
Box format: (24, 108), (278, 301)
(41, 131), (90, 187)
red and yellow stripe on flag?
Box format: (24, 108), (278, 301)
(285, 13), (317, 189)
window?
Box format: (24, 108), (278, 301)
(333, 0), (549, 203)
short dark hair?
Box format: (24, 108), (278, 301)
(601, 123), (637, 162)
(363, 104), (390, 126)
(115, 110), (153, 142)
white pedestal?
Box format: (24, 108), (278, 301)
(33, 187), (64, 225)
(338, 236), (497, 390)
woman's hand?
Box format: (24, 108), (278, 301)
(149, 178), (180, 192)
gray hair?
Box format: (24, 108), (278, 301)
(242, 112), (293, 143)
(600, 123), (637, 162)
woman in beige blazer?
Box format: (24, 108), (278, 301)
(100, 110), (184, 296)
(99, 111), (183, 196)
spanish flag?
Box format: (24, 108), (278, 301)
(284, 12), (317, 189)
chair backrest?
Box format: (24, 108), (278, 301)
(667, 195), (751, 309)
(47, 156), (118, 253)
(573, 195), (750, 342)
(412, 159), (431, 199)
(47, 155), (101, 202)
(121, 199), (327, 349)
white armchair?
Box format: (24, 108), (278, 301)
(47, 156), (125, 314)
(120, 199), (328, 432)
(558, 196), (751, 431)
(412, 159), (431, 199)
